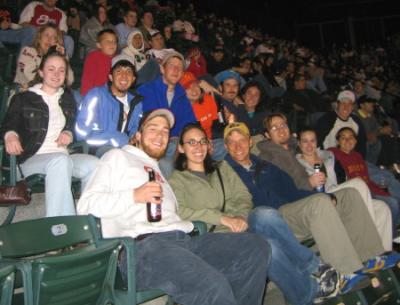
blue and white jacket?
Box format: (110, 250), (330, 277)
(137, 76), (196, 137)
(75, 84), (143, 147)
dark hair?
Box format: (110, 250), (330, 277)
(298, 126), (317, 140)
(30, 51), (69, 87)
(110, 60), (137, 76)
(175, 123), (217, 174)
(96, 28), (117, 42)
(94, 4), (107, 21)
(335, 126), (357, 142)
(263, 112), (287, 131)
(241, 80), (266, 112)
(358, 94), (377, 105)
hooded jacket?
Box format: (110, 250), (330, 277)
(169, 161), (252, 232)
(296, 148), (338, 191)
(0, 86), (75, 163)
(77, 145), (194, 238)
(121, 29), (147, 71)
(75, 84), (143, 147)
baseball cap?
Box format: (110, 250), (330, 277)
(358, 95), (377, 105)
(149, 29), (161, 37)
(180, 71), (198, 89)
(214, 70), (245, 88)
(138, 109), (175, 129)
(161, 51), (185, 66)
(223, 122), (250, 140)
(337, 90), (355, 103)
(111, 54), (135, 69)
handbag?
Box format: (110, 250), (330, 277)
(0, 163), (32, 206)
(209, 167), (226, 232)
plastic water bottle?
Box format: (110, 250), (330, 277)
(314, 163), (325, 193)
(146, 170), (161, 222)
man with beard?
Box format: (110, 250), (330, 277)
(210, 70), (248, 160)
(75, 54), (143, 156)
(77, 109), (270, 305)
(137, 51), (196, 177)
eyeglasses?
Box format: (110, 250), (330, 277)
(183, 138), (209, 146)
(269, 122), (288, 132)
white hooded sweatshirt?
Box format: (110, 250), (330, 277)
(77, 145), (194, 238)
(121, 29), (147, 71)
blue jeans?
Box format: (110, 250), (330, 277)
(0, 27), (36, 49)
(20, 153), (98, 217)
(119, 231), (270, 305)
(248, 207), (319, 305)
(368, 162), (400, 198)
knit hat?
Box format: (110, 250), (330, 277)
(179, 72), (198, 89)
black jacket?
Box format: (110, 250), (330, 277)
(0, 90), (76, 163)
(315, 111), (367, 158)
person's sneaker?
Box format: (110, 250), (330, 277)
(313, 265), (340, 303)
(339, 273), (371, 294)
(358, 252), (400, 274)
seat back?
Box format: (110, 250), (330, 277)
(0, 215), (121, 305)
(0, 215), (99, 258)
(0, 264), (15, 305)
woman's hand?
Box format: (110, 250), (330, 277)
(5, 133), (23, 155)
(309, 172), (326, 188)
(221, 215), (248, 232)
(56, 131), (73, 147)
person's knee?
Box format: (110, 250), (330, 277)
(249, 207), (283, 229)
(47, 154), (73, 173)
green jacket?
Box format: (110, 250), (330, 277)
(169, 161), (253, 232)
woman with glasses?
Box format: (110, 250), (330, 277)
(169, 123), (341, 305)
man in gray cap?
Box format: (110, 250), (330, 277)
(75, 54), (143, 156)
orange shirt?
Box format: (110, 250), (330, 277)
(191, 93), (218, 139)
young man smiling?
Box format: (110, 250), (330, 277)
(75, 54), (143, 156)
(77, 109), (270, 305)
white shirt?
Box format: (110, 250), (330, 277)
(323, 116), (359, 150)
(77, 145), (194, 238)
(29, 84), (68, 155)
(116, 94), (129, 131)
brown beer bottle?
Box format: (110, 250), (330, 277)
(146, 170), (161, 222)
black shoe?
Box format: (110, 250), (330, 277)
(313, 264), (340, 303)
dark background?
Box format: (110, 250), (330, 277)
(197, 0), (400, 49)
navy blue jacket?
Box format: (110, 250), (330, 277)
(225, 154), (314, 209)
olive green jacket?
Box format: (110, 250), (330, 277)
(169, 161), (253, 232)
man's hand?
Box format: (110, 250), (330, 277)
(5, 133), (23, 155)
(198, 80), (221, 96)
(309, 172), (326, 188)
(56, 131), (73, 147)
(379, 125), (392, 136)
(221, 215), (248, 232)
(134, 181), (163, 204)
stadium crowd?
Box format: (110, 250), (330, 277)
(1, 0), (400, 304)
